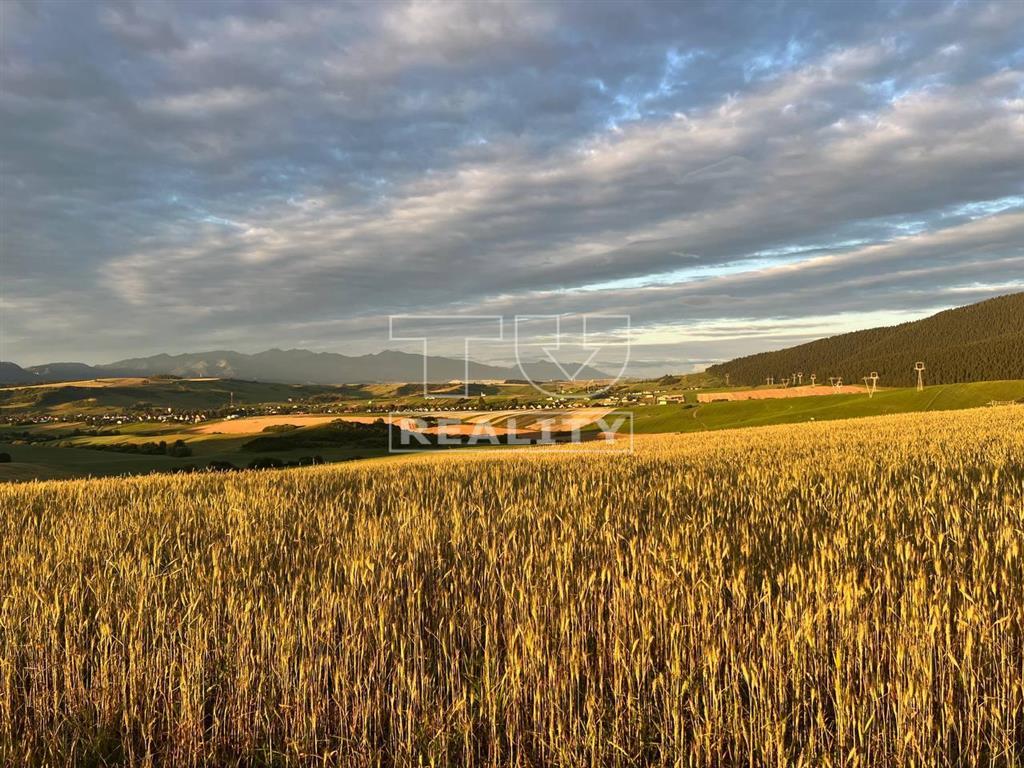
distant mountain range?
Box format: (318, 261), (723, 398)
(707, 292), (1024, 387)
(0, 349), (609, 386)
(7, 293), (1022, 388)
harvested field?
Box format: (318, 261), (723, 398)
(394, 408), (616, 435)
(698, 384), (867, 402)
(2, 377), (155, 391)
(499, 407), (616, 431)
(190, 414), (350, 434)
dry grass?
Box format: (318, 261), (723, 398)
(697, 385), (866, 402)
(1, 408), (1022, 766)
(0, 377), (156, 391)
(190, 415), (362, 435)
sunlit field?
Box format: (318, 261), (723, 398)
(2, 407), (1022, 766)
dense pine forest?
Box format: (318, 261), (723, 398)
(707, 293), (1024, 387)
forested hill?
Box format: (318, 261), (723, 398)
(706, 293), (1024, 387)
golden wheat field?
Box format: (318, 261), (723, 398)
(1, 408), (1023, 767)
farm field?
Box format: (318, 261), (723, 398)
(0, 377), (363, 415)
(696, 384), (867, 401)
(0, 376), (561, 416)
(1, 407), (1022, 765)
(2, 380), (1021, 481)
(0, 428), (385, 482)
(1, 377), (167, 390)
(0, 408), (617, 481)
(630, 379), (1024, 434)
(191, 414), (365, 434)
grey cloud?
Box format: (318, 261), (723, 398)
(1, 0), (1022, 369)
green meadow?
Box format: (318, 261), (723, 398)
(629, 380), (1024, 434)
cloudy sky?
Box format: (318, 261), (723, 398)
(1, 0), (1022, 373)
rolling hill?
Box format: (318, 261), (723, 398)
(25, 362), (106, 382)
(0, 362), (39, 385)
(707, 293), (1024, 386)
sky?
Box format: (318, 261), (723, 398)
(1, 0), (1022, 374)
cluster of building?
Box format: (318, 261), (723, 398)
(593, 389), (688, 406)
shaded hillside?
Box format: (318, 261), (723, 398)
(707, 293), (1024, 386)
(0, 362), (39, 385)
(26, 362), (105, 382)
(0, 378), (362, 413)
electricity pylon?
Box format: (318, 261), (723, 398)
(863, 372), (879, 398)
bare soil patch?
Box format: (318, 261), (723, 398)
(698, 386), (867, 403)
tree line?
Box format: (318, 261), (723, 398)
(707, 293), (1024, 387)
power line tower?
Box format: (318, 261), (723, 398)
(766, 376), (774, 386)
(863, 372), (879, 398)
(810, 374), (817, 386)
(797, 372), (804, 385)
(915, 361), (926, 392)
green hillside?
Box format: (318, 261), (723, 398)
(707, 293), (1024, 387)
(0, 378), (365, 414)
(0, 429), (385, 482)
(629, 380), (1024, 434)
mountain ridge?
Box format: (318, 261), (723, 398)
(2, 349), (608, 386)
